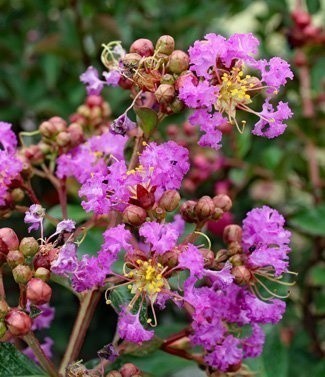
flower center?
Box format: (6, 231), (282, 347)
(126, 259), (166, 299)
(216, 67), (256, 120)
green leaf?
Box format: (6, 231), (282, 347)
(309, 264), (325, 286)
(290, 205), (325, 236)
(237, 127), (252, 158)
(262, 327), (288, 377)
(135, 107), (158, 137)
(123, 336), (164, 357)
(47, 204), (90, 223)
(0, 342), (47, 376)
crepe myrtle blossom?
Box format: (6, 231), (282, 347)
(79, 140), (189, 215)
(24, 204), (46, 233)
(0, 122), (22, 206)
(178, 33), (293, 149)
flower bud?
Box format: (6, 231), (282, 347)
(122, 205), (147, 226)
(0, 299), (9, 319)
(23, 145), (44, 164)
(168, 50), (189, 74)
(11, 188), (25, 203)
(161, 74), (175, 85)
(199, 248), (215, 267)
(158, 190), (181, 212)
(34, 267), (51, 282)
(49, 116), (67, 133)
(57, 131), (71, 147)
(68, 123), (84, 146)
(211, 207), (223, 221)
(158, 248), (179, 268)
(86, 95), (103, 107)
(130, 39), (154, 57)
(195, 196), (215, 220)
(0, 228), (19, 255)
(215, 249), (229, 263)
(39, 121), (57, 138)
(122, 53), (142, 68)
(223, 225), (242, 244)
(228, 241), (242, 256)
(26, 278), (52, 305)
(152, 207), (166, 221)
(229, 254), (244, 266)
(106, 372), (122, 377)
(120, 363), (141, 377)
(33, 245), (58, 270)
(155, 35), (175, 55)
(125, 249), (147, 266)
(5, 309), (32, 336)
(180, 200), (197, 223)
(213, 194), (232, 212)
(6, 250), (25, 269)
(118, 75), (133, 89)
(232, 265), (252, 285)
(12, 265), (33, 284)
(19, 237), (39, 257)
(154, 84), (175, 104)
(170, 98), (184, 113)
(0, 321), (7, 339)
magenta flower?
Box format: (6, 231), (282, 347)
(80, 66), (106, 95)
(178, 244), (204, 277)
(55, 219), (76, 234)
(24, 204), (45, 233)
(51, 243), (78, 276)
(242, 323), (265, 358)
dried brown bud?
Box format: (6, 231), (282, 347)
(19, 237), (39, 257)
(155, 35), (175, 55)
(199, 248), (215, 267)
(12, 265), (33, 284)
(120, 363), (141, 377)
(122, 205), (147, 226)
(158, 190), (181, 212)
(34, 267), (51, 282)
(130, 39), (154, 57)
(223, 225), (242, 244)
(158, 248), (180, 268)
(0, 299), (10, 319)
(228, 241), (242, 256)
(215, 249), (229, 263)
(168, 50), (189, 74)
(33, 245), (58, 270)
(26, 278), (52, 305)
(0, 228), (19, 255)
(180, 200), (197, 223)
(122, 53), (142, 68)
(5, 309), (32, 336)
(154, 84), (175, 104)
(212, 194), (232, 212)
(11, 188), (25, 203)
(6, 250), (25, 269)
(232, 265), (252, 285)
(195, 196), (215, 220)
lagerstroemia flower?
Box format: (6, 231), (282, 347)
(24, 204), (46, 233)
(178, 33), (293, 149)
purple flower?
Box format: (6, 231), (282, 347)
(24, 337), (53, 364)
(51, 243), (78, 276)
(0, 122), (18, 153)
(204, 335), (243, 371)
(139, 221), (178, 254)
(103, 70), (121, 86)
(0, 151), (22, 206)
(242, 206), (291, 275)
(80, 66), (106, 95)
(178, 244), (204, 277)
(252, 101), (293, 139)
(170, 214), (185, 235)
(117, 308), (154, 344)
(55, 219), (76, 234)
(24, 204), (45, 233)
(204, 261), (234, 289)
(242, 323), (265, 358)
(178, 77), (217, 108)
(110, 114), (136, 136)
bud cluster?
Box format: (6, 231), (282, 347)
(180, 194), (232, 224)
(106, 363), (143, 377)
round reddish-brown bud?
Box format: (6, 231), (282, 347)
(292, 10), (311, 28)
(199, 248), (215, 267)
(33, 245), (58, 270)
(195, 196), (215, 220)
(26, 278), (52, 305)
(39, 121), (57, 138)
(228, 241), (242, 256)
(120, 363), (141, 377)
(229, 254), (244, 266)
(168, 50), (189, 74)
(161, 73), (175, 85)
(122, 205), (147, 226)
(34, 267), (51, 282)
(11, 188), (25, 203)
(130, 38), (154, 57)
(211, 207), (224, 221)
(118, 75), (133, 89)
(223, 225), (242, 244)
(232, 265), (252, 285)
(86, 95), (103, 107)
(19, 237), (39, 257)
(106, 371), (122, 377)
(0, 228), (19, 255)
(158, 247), (180, 268)
(5, 309), (32, 336)
(23, 145), (44, 164)
(68, 123), (84, 146)
(49, 116), (67, 132)
(180, 200), (197, 223)
(213, 194), (232, 212)
(6, 250), (25, 269)
(56, 131), (71, 147)
(0, 299), (10, 319)
(12, 265), (33, 284)
(158, 190), (181, 212)
(122, 52), (142, 68)
(155, 35), (175, 55)
(215, 249), (229, 263)
(154, 84), (175, 104)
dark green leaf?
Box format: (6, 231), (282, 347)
(0, 342), (47, 376)
(290, 205), (325, 236)
(309, 264), (325, 286)
(135, 107), (158, 137)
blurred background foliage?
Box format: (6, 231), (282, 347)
(0, 0), (324, 376)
